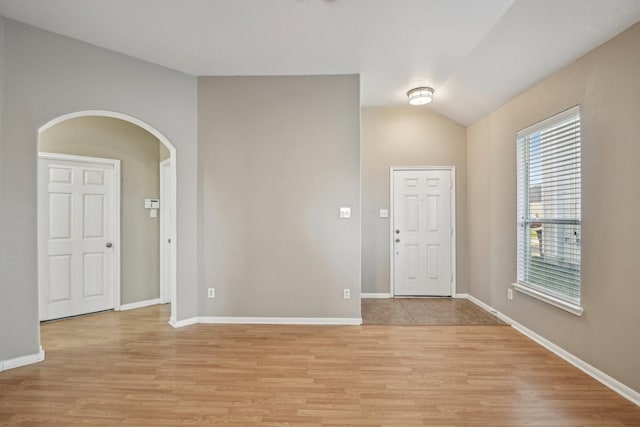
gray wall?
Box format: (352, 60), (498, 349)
(0, 17), (9, 359)
(467, 22), (640, 392)
(0, 17), (198, 362)
(198, 75), (361, 319)
(39, 117), (163, 305)
(361, 107), (467, 295)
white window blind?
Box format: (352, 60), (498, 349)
(517, 106), (581, 305)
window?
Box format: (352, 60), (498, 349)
(516, 106), (582, 313)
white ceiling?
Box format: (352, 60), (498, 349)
(0, 0), (639, 125)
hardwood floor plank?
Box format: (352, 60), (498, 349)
(0, 304), (638, 426)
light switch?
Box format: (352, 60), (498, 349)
(339, 207), (351, 218)
(379, 208), (389, 218)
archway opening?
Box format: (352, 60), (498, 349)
(37, 110), (178, 323)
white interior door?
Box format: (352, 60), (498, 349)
(393, 168), (454, 296)
(38, 154), (119, 321)
(159, 158), (172, 304)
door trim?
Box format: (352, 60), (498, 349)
(159, 158), (171, 304)
(38, 152), (122, 313)
(389, 166), (456, 297)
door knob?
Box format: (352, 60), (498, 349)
(395, 229), (400, 234)
(106, 242), (113, 248)
(395, 238), (400, 243)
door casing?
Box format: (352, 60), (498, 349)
(389, 166), (456, 297)
(159, 158), (172, 304)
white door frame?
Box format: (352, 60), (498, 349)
(389, 166), (456, 297)
(38, 152), (122, 314)
(159, 158), (171, 304)
(38, 110), (178, 323)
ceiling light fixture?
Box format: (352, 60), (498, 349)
(407, 86), (434, 105)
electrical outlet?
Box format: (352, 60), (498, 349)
(207, 288), (215, 299)
(343, 289), (350, 299)
(507, 288), (513, 301)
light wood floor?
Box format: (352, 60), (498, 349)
(1, 305), (638, 426)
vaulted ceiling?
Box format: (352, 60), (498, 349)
(1, 0), (639, 125)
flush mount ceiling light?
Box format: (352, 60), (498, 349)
(407, 86), (434, 105)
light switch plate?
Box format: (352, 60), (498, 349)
(339, 207), (351, 218)
(379, 208), (388, 218)
(150, 209), (158, 218)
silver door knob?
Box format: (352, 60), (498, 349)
(395, 229), (400, 234)
(106, 242), (113, 248)
(395, 238), (400, 243)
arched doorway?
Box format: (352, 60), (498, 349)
(37, 110), (178, 323)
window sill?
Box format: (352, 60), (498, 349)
(513, 283), (584, 317)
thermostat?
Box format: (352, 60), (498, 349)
(144, 199), (160, 209)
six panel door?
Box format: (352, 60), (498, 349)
(393, 169), (453, 296)
(38, 156), (116, 321)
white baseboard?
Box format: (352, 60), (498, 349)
(119, 298), (162, 311)
(361, 293), (391, 299)
(509, 318), (640, 406)
(464, 294), (507, 321)
(169, 316), (362, 328)
(462, 293), (640, 406)
(0, 346), (45, 372)
(168, 317), (198, 328)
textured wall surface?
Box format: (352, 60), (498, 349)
(0, 17), (197, 361)
(467, 22), (640, 392)
(198, 75), (361, 319)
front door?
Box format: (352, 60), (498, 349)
(38, 154), (118, 320)
(393, 168), (453, 296)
